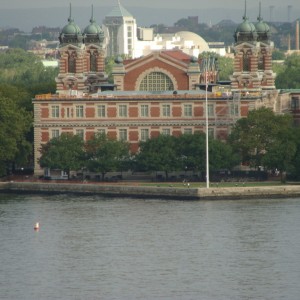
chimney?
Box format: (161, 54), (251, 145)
(288, 34), (291, 51)
(296, 20), (299, 50)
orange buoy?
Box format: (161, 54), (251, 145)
(34, 222), (40, 230)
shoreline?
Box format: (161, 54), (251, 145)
(1, 181), (300, 200)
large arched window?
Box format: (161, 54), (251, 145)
(139, 72), (174, 91)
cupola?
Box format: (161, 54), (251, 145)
(59, 4), (83, 45)
(234, 1), (257, 43)
(255, 3), (271, 42)
(83, 5), (105, 44)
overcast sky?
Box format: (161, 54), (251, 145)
(0, 0), (299, 31)
(2, 0), (300, 10)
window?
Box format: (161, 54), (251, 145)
(119, 105), (127, 117)
(76, 105), (84, 118)
(119, 129), (128, 141)
(140, 129), (149, 141)
(184, 104), (193, 117)
(51, 105), (59, 118)
(162, 104), (171, 117)
(207, 104), (214, 117)
(140, 104), (149, 117)
(162, 128), (171, 135)
(68, 53), (76, 73)
(51, 129), (59, 138)
(183, 128), (193, 135)
(258, 54), (264, 70)
(65, 107), (72, 118)
(139, 72), (174, 91)
(243, 52), (250, 72)
(291, 97), (299, 110)
(75, 129), (84, 139)
(230, 103), (239, 116)
(97, 105), (106, 117)
(90, 52), (97, 72)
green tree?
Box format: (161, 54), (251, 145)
(39, 133), (85, 179)
(175, 132), (206, 172)
(176, 133), (239, 175)
(209, 138), (240, 171)
(272, 50), (285, 60)
(0, 94), (32, 176)
(275, 54), (300, 89)
(0, 48), (57, 94)
(85, 133), (130, 180)
(228, 107), (295, 177)
(135, 135), (180, 180)
(217, 56), (234, 81)
(288, 127), (300, 180)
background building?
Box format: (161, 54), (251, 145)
(103, 1), (224, 59)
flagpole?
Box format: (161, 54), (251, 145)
(205, 55), (210, 189)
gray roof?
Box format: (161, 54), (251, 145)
(98, 90), (208, 96)
(106, 1), (133, 18)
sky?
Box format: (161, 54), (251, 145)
(0, 0), (299, 31)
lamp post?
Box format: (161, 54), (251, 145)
(205, 55), (210, 189)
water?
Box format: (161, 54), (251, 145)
(1, 193), (300, 300)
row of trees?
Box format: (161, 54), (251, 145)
(39, 132), (239, 181)
(39, 108), (300, 181)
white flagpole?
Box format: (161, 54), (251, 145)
(205, 56), (210, 189)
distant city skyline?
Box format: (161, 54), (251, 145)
(0, 0), (299, 32)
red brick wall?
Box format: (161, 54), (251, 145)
(41, 131), (49, 142)
(86, 107), (95, 118)
(173, 106), (181, 117)
(41, 108), (49, 118)
(124, 58), (189, 91)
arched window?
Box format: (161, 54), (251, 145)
(90, 52), (97, 72)
(68, 53), (76, 73)
(258, 53), (264, 71)
(139, 72), (174, 91)
(243, 52), (250, 72)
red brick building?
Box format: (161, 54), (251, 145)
(33, 6), (291, 176)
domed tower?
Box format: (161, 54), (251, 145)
(83, 6), (105, 45)
(231, 1), (262, 92)
(59, 7), (83, 46)
(83, 6), (108, 92)
(255, 2), (276, 90)
(56, 4), (86, 94)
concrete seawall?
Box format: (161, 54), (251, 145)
(1, 182), (300, 200)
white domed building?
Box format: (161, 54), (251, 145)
(103, 1), (219, 59)
(133, 30), (211, 58)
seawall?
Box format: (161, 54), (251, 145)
(1, 182), (300, 200)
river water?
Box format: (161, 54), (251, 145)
(0, 193), (300, 300)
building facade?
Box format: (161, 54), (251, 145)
(33, 4), (296, 176)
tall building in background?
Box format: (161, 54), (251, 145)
(103, 1), (137, 58)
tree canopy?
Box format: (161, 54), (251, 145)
(0, 92), (32, 176)
(39, 133), (85, 179)
(275, 54), (300, 89)
(228, 107), (296, 175)
(85, 133), (130, 180)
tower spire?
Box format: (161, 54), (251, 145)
(258, 2), (262, 21)
(243, 0), (247, 20)
(68, 3), (73, 22)
(90, 4), (94, 22)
